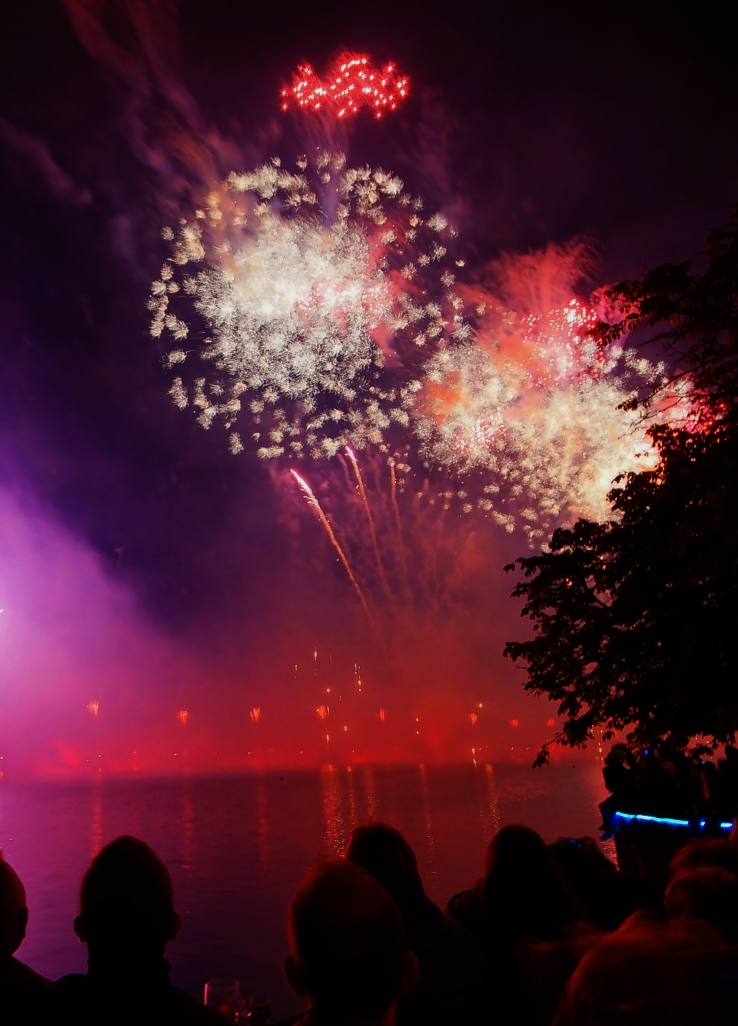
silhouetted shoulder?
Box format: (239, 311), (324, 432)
(399, 911), (485, 1025)
(446, 884), (484, 931)
(554, 916), (738, 1023)
(0, 955), (51, 1024)
(33, 973), (224, 1024)
(165, 983), (227, 1022)
(0, 955), (51, 993)
(411, 912), (481, 965)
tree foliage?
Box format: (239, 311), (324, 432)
(504, 206), (738, 764)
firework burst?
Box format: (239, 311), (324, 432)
(151, 154), (466, 460)
(281, 53), (409, 120)
(405, 244), (694, 537)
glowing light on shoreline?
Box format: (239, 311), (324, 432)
(281, 53), (409, 119)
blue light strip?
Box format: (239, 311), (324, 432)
(613, 811), (735, 832)
(613, 811), (689, 827)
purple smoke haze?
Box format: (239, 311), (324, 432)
(0, 1), (736, 773)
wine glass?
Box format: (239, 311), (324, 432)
(204, 979), (242, 1023)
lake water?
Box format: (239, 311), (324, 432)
(0, 761), (607, 1018)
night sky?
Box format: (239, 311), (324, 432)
(0, 1), (736, 773)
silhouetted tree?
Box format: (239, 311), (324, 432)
(504, 206), (738, 764)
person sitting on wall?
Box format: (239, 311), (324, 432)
(284, 859), (419, 1026)
(0, 853), (50, 1024)
(34, 835), (222, 1024)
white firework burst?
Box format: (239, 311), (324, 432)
(151, 155), (466, 459)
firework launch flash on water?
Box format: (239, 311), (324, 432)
(152, 153), (466, 461)
(281, 53), (409, 119)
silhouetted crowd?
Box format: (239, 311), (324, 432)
(3, 790), (738, 1025)
(600, 743), (738, 827)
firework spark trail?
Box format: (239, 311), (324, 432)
(290, 469), (377, 631)
(344, 446), (393, 603)
(388, 458), (412, 602)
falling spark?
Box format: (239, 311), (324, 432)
(281, 53), (409, 119)
(344, 446), (392, 600)
(290, 468), (376, 630)
(87, 701), (99, 718)
(250, 707), (261, 723)
(388, 457), (411, 599)
(316, 705), (328, 720)
(470, 713), (478, 725)
(377, 707), (387, 722)
(177, 709), (189, 725)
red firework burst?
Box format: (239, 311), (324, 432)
(281, 53), (409, 119)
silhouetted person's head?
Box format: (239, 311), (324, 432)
(481, 824), (578, 938)
(74, 836), (182, 965)
(346, 822), (440, 930)
(483, 824), (550, 884)
(285, 860), (418, 1024)
(666, 868), (738, 942)
(670, 838), (738, 878)
(0, 854), (28, 958)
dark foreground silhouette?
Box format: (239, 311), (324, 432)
(284, 859), (418, 1026)
(0, 854), (50, 1021)
(347, 822), (484, 1026)
(4, 806), (738, 1025)
(31, 835), (222, 1025)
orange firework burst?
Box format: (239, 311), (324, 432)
(281, 53), (409, 119)
(316, 705), (328, 720)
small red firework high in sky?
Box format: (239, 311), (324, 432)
(281, 53), (409, 119)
